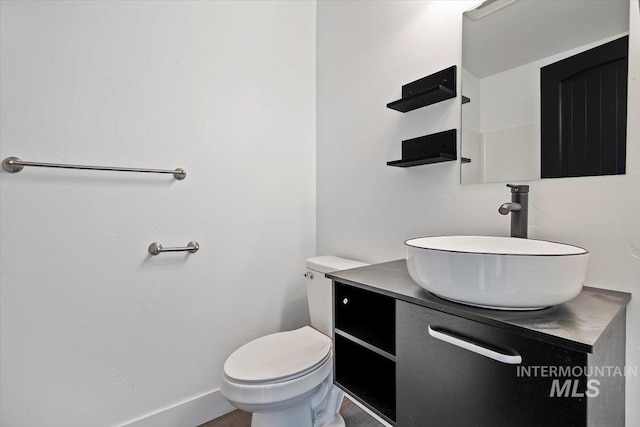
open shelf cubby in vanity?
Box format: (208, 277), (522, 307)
(333, 282), (396, 425)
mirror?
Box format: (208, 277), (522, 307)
(461, 0), (630, 184)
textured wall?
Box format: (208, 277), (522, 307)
(317, 0), (639, 424)
(0, 2), (316, 426)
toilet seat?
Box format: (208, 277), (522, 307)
(224, 326), (332, 385)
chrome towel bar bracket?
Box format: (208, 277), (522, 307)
(2, 157), (186, 180)
(148, 241), (199, 255)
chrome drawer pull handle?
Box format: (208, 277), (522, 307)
(428, 326), (522, 365)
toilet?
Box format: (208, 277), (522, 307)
(221, 256), (368, 427)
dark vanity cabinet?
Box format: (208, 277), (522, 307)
(397, 302), (624, 427)
(330, 261), (630, 427)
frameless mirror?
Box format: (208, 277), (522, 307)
(461, 0), (630, 184)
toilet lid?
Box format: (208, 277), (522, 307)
(224, 326), (331, 384)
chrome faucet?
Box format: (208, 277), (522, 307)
(498, 184), (529, 238)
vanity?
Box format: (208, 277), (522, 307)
(327, 260), (631, 427)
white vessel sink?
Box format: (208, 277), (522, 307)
(405, 236), (589, 310)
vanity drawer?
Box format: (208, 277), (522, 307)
(397, 301), (589, 427)
(334, 282), (395, 355)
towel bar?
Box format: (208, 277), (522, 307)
(2, 157), (186, 180)
(148, 241), (199, 255)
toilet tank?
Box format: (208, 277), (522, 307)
(305, 256), (369, 337)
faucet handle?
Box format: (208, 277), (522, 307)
(507, 183), (529, 194)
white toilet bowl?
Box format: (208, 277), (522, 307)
(220, 256), (368, 426)
(221, 326), (345, 427)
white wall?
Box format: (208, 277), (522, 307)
(0, 2), (316, 426)
(317, 1), (640, 425)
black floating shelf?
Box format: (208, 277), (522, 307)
(387, 153), (456, 168)
(387, 66), (457, 113)
(387, 129), (457, 168)
(462, 95), (471, 104)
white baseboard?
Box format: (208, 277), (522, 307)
(118, 389), (235, 427)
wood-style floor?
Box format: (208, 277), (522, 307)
(200, 397), (385, 427)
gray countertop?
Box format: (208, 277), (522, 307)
(326, 260), (632, 353)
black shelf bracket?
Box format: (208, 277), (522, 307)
(387, 129), (457, 168)
(387, 66), (457, 113)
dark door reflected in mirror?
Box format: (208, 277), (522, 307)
(461, 0), (630, 185)
(541, 36), (628, 178)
